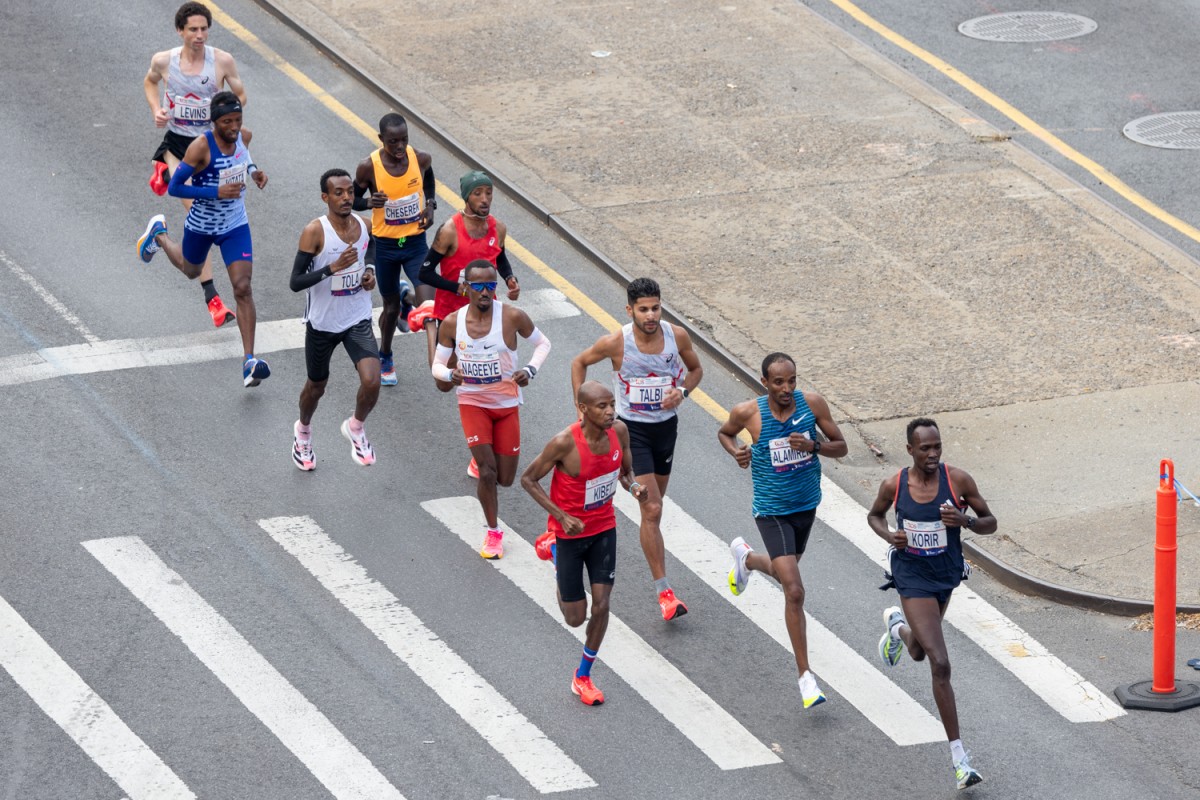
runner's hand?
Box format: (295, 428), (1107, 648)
(788, 432), (814, 452)
(154, 108), (169, 128)
(217, 182), (245, 199)
(732, 444), (751, 469)
(329, 248), (358, 274)
(631, 483), (648, 502)
(251, 169), (268, 190)
(361, 269), (376, 291)
(369, 191), (388, 208)
(661, 388), (684, 410)
(561, 514), (585, 537)
(505, 276), (520, 301)
(450, 366), (464, 386)
(889, 528), (907, 548)
(420, 205), (435, 230)
(940, 500), (963, 527)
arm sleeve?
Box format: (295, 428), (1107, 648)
(432, 343), (454, 382)
(363, 235), (376, 269)
(167, 162), (219, 200)
(419, 248), (459, 292)
(289, 250), (328, 292)
(423, 165), (436, 204)
(524, 327), (552, 371)
(495, 247), (514, 282)
(352, 179), (371, 211)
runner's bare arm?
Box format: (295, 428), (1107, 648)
(717, 401), (756, 468)
(867, 476), (906, 547)
(143, 51), (170, 127)
(803, 391), (848, 458)
(417, 150), (435, 229)
(511, 307), (550, 387)
(493, 221), (519, 300)
(662, 325), (703, 410)
(943, 468), (997, 534)
(520, 432), (583, 532)
(214, 49), (246, 105)
(614, 421), (647, 501)
(238, 129), (268, 189)
(571, 332), (622, 400)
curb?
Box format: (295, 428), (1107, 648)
(248, 0), (1184, 617)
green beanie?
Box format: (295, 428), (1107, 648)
(459, 170), (493, 200)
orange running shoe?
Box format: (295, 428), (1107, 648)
(658, 588), (688, 621)
(467, 458), (479, 479)
(571, 673), (605, 706)
(479, 529), (504, 559)
(406, 299), (437, 330)
(535, 531), (556, 561)
(207, 296), (236, 327)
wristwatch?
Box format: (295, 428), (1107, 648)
(680, 387), (690, 399)
(812, 440), (821, 454)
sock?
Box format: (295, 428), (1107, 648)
(296, 421), (312, 439)
(653, 577), (671, 595)
(486, 527), (502, 538)
(950, 739), (966, 764)
(348, 416), (364, 435)
(244, 353), (254, 364)
(890, 621), (904, 640)
(201, 279), (218, 303)
(577, 646), (598, 678)
(798, 670), (817, 693)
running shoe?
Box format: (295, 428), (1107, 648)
(207, 295), (236, 327)
(243, 356), (270, 387)
(954, 753), (983, 790)
(396, 279), (413, 333)
(535, 531), (556, 561)
(148, 161), (170, 196)
(480, 529), (504, 559)
(571, 673), (605, 706)
(137, 214), (167, 263)
(878, 606), (906, 667)
(341, 418), (376, 466)
(380, 353), (397, 386)
(728, 536), (752, 596)
(292, 421), (315, 472)
(407, 299), (436, 331)
(467, 457), (479, 479)
(798, 671), (826, 710)
(658, 588), (688, 621)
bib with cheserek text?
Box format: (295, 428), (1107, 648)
(383, 192), (421, 226)
(584, 468), (620, 510)
(627, 375), (673, 411)
(903, 519), (948, 557)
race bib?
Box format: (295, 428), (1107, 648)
(769, 435), (812, 473)
(330, 261), (364, 297)
(628, 375), (673, 411)
(171, 95), (210, 126)
(584, 468), (620, 511)
(383, 191), (422, 226)
(459, 350), (502, 384)
(218, 163), (247, 186)
(903, 519), (948, 557)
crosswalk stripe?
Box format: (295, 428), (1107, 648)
(0, 288), (577, 387)
(613, 492), (946, 746)
(815, 477), (1126, 722)
(258, 515), (597, 794)
(83, 536), (407, 800)
(420, 497), (781, 771)
(0, 594), (195, 799)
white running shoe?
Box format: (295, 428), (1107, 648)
(728, 536), (752, 596)
(798, 670), (826, 709)
(878, 606), (906, 667)
(292, 421), (315, 471)
(955, 752), (983, 790)
(341, 418), (376, 466)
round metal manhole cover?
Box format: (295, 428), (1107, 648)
(958, 12), (1098, 43)
(1123, 112), (1200, 150)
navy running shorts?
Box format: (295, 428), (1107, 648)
(181, 223), (253, 267)
(374, 234), (428, 297)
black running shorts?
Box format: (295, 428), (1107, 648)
(620, 416), (678, 477)
(556, 528), (617, 604)
(304, 318), (379, 382)
(754, 509), (816, 561)
(152, 130), (196, 164)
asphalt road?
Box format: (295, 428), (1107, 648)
(1, 0), (1199, 798)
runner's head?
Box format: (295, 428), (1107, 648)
(460, 171), (493, 218)
(377, 113), (409, 158)
(760, 352), (797, 406)
(174, 2), (211, 48)
(577, 380), (617, 430)
(320, 169), (354, 218)
(906, 417), (942, 474)
(463, 261), (498, 312)
(209, 91), (242, 142)
(625, 277), (661, 336)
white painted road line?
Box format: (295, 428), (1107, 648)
(613, 492), (946, 746)
(83, 536), (407, 800)
(421, 497), (781, 772)
(0, 594), (195, 800)
(0, 248), (100, 344)
(258, 515), (596, 795)
(815, 477), (1126, 723)
(0, 288), (578, 387)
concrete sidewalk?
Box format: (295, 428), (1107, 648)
(262, 0), (1200, 608)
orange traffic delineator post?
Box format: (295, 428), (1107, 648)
(1116, 460), (1200, 711)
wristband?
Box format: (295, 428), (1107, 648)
(520, 365), (538, 380)
(628, 481), (642, 496)
(432, 363), (453, 382)
(680, 387), (690, 399)
(812, 440), (821, 454)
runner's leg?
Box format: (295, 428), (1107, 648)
(471, 443), (500, 529)
(900, 595), (958, 739)
(226, 259), (256, 356)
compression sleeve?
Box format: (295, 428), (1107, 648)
(423, 165), (436, 205)
(432, 343), (454, 382)
(167, 162), (219, 200)
(419, 248), (459, 292)
(495, 247), (514, 282)
(524, 327), (552, 371)
(363, 235), (376, 269)
(289, 250), (328, 292)
(352, 180), (371, 211)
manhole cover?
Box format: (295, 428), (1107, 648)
(1124, 112), (1200, 150)
(959, 12), (1098, 42)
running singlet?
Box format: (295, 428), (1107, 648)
(165, 46), (217, 137)
(454, 301), (521, 409)
(749, 392), (821, 517)
(547, 422), (622, 539)
(184, 130), (251, 235)
(891, 464), (967, 588)
(614, 322), (685, 423)
(304, 214), (372, 333)
(369, 147), (424, 239)
(433, 213), (502, 320)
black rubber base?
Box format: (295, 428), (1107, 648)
(1115, 680), (1200, 711)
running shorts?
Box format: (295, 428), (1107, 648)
(753, 509), (816, 560)
(304, 319), (379, 382)
(556, 528), (617, 603)
(458, 404), (520, 455)
(152, 130), (195, 164)
(181, 223), (253, 266)
(374, 234), (428, 296)
(620, 415), (678, 476)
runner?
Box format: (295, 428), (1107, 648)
(288, 169), (380, 470)
(432, 261), (552, 559)
(570, 277), (702, 621)
(353, 113), (435, 386)
(867, 417), (996, 790)
(136, 92), (271, 387)
(520, 381), (645, 706)
(143, 1), (245, 328)
(722, 352), (847, 710)
(414, 170), (520, 477)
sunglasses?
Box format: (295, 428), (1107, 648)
(467, 281), (498, 292)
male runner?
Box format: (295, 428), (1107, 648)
(722, 352), (847, 710)
(570, 277), (702, 621)
(521, 381), (645, 706)
(432, 262), (552, 559)
(354, 113), (435, 386)
(143, 1), (245, 327)
(415, 170), (520, 477)
(288, 169), (380, 470)
(867, 418), (996, 790)
(137, 92), (271, 387)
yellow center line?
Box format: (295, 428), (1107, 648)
(207, 1), (740, 430)
(826, 0), (1200, 245)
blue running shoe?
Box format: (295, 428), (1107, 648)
(380, 352), (397, 386)
(396, 279), (413, 333)
(243, 356), (271, 387)
(138, 214), (167, 263)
